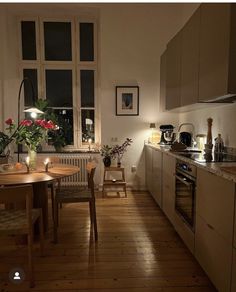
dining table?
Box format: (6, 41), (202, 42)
(0, 163), (80, 232)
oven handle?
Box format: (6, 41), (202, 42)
(175, 174), (194, 187)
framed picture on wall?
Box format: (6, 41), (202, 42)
(116, 86), (139, 116)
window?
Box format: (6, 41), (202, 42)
(19, 18), (98, 149)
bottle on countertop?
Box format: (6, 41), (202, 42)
(214, 134), (224, 153)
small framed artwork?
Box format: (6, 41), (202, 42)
(116, 86), (139, 116)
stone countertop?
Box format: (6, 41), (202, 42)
(145, 143), (236, 183)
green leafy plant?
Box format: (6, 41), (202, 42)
(4, 118), (55, 152)
(100, 145), (114, 158)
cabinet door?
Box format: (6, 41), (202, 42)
(145, 145), (153, 193)
(152, 149), (162, 206)
(234, 194), (236, 248)
(199, 3), (231, 101)
(181, 7), (200, 106)
(162, 154), (175, 222)
(196, 168), (235, 244)
(166, 31), (182, 110)
(232, 248), (236, 292)
(195, 214), (232, 292)
(160, 51), (166, 112)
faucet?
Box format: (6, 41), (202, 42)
(177, 123), (196, 147)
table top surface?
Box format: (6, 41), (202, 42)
(0, 164), (80, 185)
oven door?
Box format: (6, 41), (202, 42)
(175, 172), (195, 230)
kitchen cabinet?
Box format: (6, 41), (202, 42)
(145, 145), (153, 193)
(159, 51), (166, 112)
(152, 148), (162, 206)
(234, 191), (236, 248)
(166, 31), (182, 110)
(162, 153), (175, 223)
(195, 168), (235, 291)
(145, 146), (162, 207)
(232, 248), (236, 292)
(198, 3), (236, 101)
(181, 7), (200, 106)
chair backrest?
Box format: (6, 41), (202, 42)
(86, 162), (96, 196)
(0, 185), (34, 227)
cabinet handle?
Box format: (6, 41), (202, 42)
(207, 223), (214, 230)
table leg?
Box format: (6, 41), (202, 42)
(33, 182), (48, 233)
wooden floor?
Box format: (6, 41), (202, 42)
(0, 191), (216, 291)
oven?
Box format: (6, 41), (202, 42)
(175, 159), (196, 231)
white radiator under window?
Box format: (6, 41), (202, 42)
(37, 153), (100, 187)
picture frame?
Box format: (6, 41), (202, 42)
(116, 86), (139, 116)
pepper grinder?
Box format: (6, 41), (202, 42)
(204, 117), (213, 154)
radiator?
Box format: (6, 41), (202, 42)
(36, 153), (100, 187)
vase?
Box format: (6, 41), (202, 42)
(117, 156), (121, 167)
(103, 156), (111, 167)
(28, 149), (37, 170)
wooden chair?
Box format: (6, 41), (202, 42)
(0, 185), (44, 288)
(53, 162), (97, 243)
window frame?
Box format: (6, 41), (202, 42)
(18, 15), (99, 150)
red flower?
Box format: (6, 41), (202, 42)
(20, 119), (33, 127)
(5, 118), (14, 125)
(35, 119), (44, 126)
(43, 120), (55, 129)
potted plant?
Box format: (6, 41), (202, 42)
(111, 138), (133, 167)
(100, 145), (113, 167)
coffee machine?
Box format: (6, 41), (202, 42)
(159, 124), (175, 145)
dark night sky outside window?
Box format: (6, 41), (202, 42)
(46, 70), (73, 107)
(81, 70), (94, 107)
(21, 21), (37, 60)
(23, 69), (38, 106)
(80, 23), (94, 61)
(44, 22), (72, 61)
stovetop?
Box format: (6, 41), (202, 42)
(178, 152), (236, 163)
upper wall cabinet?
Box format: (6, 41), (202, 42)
(181, 8), (200, 106)
(160, 51), (166, 111)
(199, 3), (236, 101)
(161, 3), (236, 110)
(166, 31), (182, 110)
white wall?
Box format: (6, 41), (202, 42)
(99, 4), (184, 188)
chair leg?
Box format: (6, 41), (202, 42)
(28, 230), (34, 288)
(91, 200), (98, 241)
(89, 201), (93, 224)
(39, 211), (44, 257)
(50, 185), (55, 221)
(54, 202), (58, 243)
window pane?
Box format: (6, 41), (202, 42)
(80, 70), (94, 107)
(81, 109), (94, 143)
(80, 23), (94, 61)
(21, 21), (37, 60)
(48, 109), (74, 145)
(23, 69), (38, 106)
(44, 22), (72, 61)
(46, 70), (73, 107)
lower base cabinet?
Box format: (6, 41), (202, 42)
(232, 248), (236, 292)
(162, 154), (175, 222)
(195, 214), (232, 292)
(174, 212), (195, 254)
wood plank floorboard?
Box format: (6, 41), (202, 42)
(0, 191), (216, 291)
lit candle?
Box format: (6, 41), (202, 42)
(44, 158), (50, 172)
(25, 156), (30, 172)
(88, 138), (92, 151)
